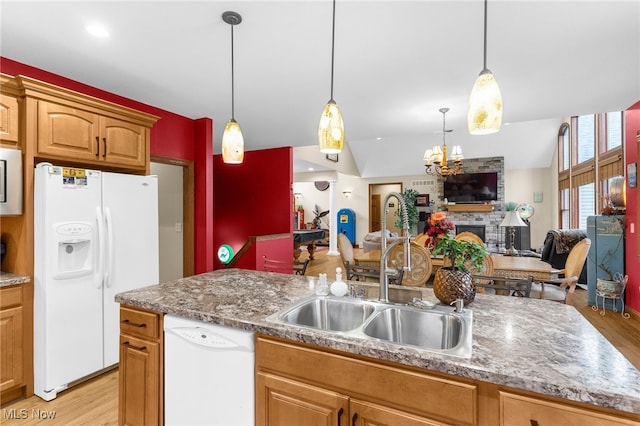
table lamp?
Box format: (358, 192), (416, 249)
(500, 211), (526, 256)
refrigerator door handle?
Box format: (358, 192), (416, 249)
(96, 206), (105, 289)
(105, 207), (115, 288)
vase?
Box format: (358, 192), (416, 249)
(433, 267), (476, 306)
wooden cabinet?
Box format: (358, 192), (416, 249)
(256, 335), (477, 426)
(118, 306), (163, 426)
(36, 100), (147, 168)
(0, 286), (24, 401)
(19, 75), (158, 173)
(0, 74), (20, 148)
(499, 391), (640, 426)
(36, 100), (148, 169)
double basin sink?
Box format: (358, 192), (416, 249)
(266, 295), (473, 358)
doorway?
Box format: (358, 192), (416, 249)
(151, 157), (194, 281)
(368, 182), (402, 234)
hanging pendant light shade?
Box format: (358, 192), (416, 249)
(221, 11), (244, 164)
(468, 0), (502, 135)
(318, 0), (344, 154)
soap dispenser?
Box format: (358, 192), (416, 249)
(330, 267), (348, 297)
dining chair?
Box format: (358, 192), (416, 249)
(454, 231), (484, 245)
(472, 275), (534, 297)
(529, 238), (591, 303)
(337, 233), (380, 282)
(413, 233), (429, 248)
(388, 242), (432, 287)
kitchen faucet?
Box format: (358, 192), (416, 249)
(379, 192), (412, 303)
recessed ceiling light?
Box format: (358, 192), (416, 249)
(86, 23), (109, 38)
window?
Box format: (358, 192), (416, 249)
(557, 111), (624, 230)
(576, 115), (595, 164)
(605, 111), (622, 150)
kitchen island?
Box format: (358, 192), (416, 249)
(116, 269), (640, 425)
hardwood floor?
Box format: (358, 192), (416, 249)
(3, 248), (638, 424)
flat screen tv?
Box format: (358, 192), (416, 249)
(443, 172), (498, 203)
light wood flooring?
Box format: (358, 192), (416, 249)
(3, 247), (639, 425)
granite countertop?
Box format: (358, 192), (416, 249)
(0, 271), (30, 287)
(115, 268), (640, 415)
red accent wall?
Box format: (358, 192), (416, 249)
(1, 57), (213, 273)
(212, 147), (293, 270)
(624, 103), (640, 312)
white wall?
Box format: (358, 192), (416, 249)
(504, 168), (554, 250)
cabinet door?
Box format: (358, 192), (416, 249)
(500, 392), (639, 426)
(100, 117), (146, 168)
(350, 399), (445, 426)
(37, 100), (99, 161)
(119, 335), (160, 426)
(0, 94), (20, 146)
(256, 372), (349, 426)
(0, 306), (23, 392)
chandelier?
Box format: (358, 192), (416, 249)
(424, 108), (464, 176)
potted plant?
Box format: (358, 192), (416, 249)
(394, 188), (419, 235)
(432, 234), (488, 306)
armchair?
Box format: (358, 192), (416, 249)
(530, 238), (591, 303)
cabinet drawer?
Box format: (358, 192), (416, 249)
(0, 286), (22, 310)
(120, 306), (160, 339)
(500, 391), (639, 426)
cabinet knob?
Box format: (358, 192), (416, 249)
(530, 420), (539, 426)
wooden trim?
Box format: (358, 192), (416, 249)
(446, 204), (494, 213)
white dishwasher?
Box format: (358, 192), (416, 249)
(164, 315), (255, 426)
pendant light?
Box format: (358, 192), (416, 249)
(318, 0), (344, 154)
(468, 0), (502, 135)
(221, 11), (244, 164)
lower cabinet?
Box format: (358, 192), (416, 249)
(256, 335), (640, 426)
(257, 372), (441, 426)
(256, 335), (477, 426)
(118, 306), (163, 426)
(499, 392), (640, 426)
(0, 285), (24, 403)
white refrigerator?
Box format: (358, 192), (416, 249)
(34, 163), (159, 401)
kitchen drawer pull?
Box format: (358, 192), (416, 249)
(530, 421), (539, 426)
(102, 138), (107, 158)
(122, 341), (147, 352)
(95, 136), (99, 157)
(122, 319), (147, 328)
(351, 412), (358, 426)
(337, 408), (344, 426)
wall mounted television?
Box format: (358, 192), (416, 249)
(443, 172), (498, 203)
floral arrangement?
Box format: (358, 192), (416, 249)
(426, 212), (455, 238)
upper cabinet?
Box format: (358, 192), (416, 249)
(0, 75), (21, 148)
(36, 101), (148, 168)
(18, 75), (158, 172)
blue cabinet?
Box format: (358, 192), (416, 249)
(586, 215), (625, 310)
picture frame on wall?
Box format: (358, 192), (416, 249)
(415, 194), (429, 206)
(325, 153), (339, 163)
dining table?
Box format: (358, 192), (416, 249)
(354, 250), (560, 283)
(490, 254), (561, 281)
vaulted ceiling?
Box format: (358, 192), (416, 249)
(2, 1), (638, 177)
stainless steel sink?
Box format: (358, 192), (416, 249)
(268, 296), (378, 332)
(267, 295), (473, 358)
(362, 307), (462, 350)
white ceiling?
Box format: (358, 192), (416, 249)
(2, 1), (639, 177)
